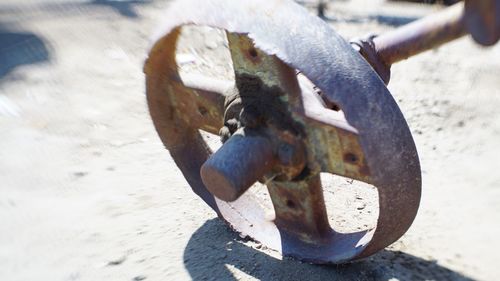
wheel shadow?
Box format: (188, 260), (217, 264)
(0, 25), (51, 79)
(184, 219), (475, 281)
(295, 0), (420, 26)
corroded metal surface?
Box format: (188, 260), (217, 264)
(373, 2), (466, 66)
(352, 3), (466, 84)
(145, 0), (421, 263)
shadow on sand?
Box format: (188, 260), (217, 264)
(90, 0), (152, 18)
(184, 219), (475, 281)
(0, 26), (51, 79)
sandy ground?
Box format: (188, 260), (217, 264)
(1, 0), (499, 280)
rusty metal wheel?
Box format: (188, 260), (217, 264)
(145, 0), (421, 264)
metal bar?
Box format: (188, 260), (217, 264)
(267, 175), (331, 242)
(373, 2), (467, 66)
(181, 74), (231, 134)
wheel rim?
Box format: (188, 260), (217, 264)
(145, 0), (421, 263)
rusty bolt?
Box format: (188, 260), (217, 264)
(219, 126), (231, 143)
(225, 118), (239, 133)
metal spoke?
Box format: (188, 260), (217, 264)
(296, 75), (373, 184)
(303, 114), (372, 184)
(174, 74), (230, 135)
(267, 175), (331, 242)
(226, 32), (303, 109)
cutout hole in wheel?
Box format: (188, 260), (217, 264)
(286, 199), (296, 209)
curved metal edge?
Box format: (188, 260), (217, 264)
(145, 0), (421, 261)
(144, 29), (220, 214)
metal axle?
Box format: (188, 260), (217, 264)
(353, 0), (499, 83)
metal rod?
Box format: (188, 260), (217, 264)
(373, 2), (467, 66)
(200, 129), (276, 202)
